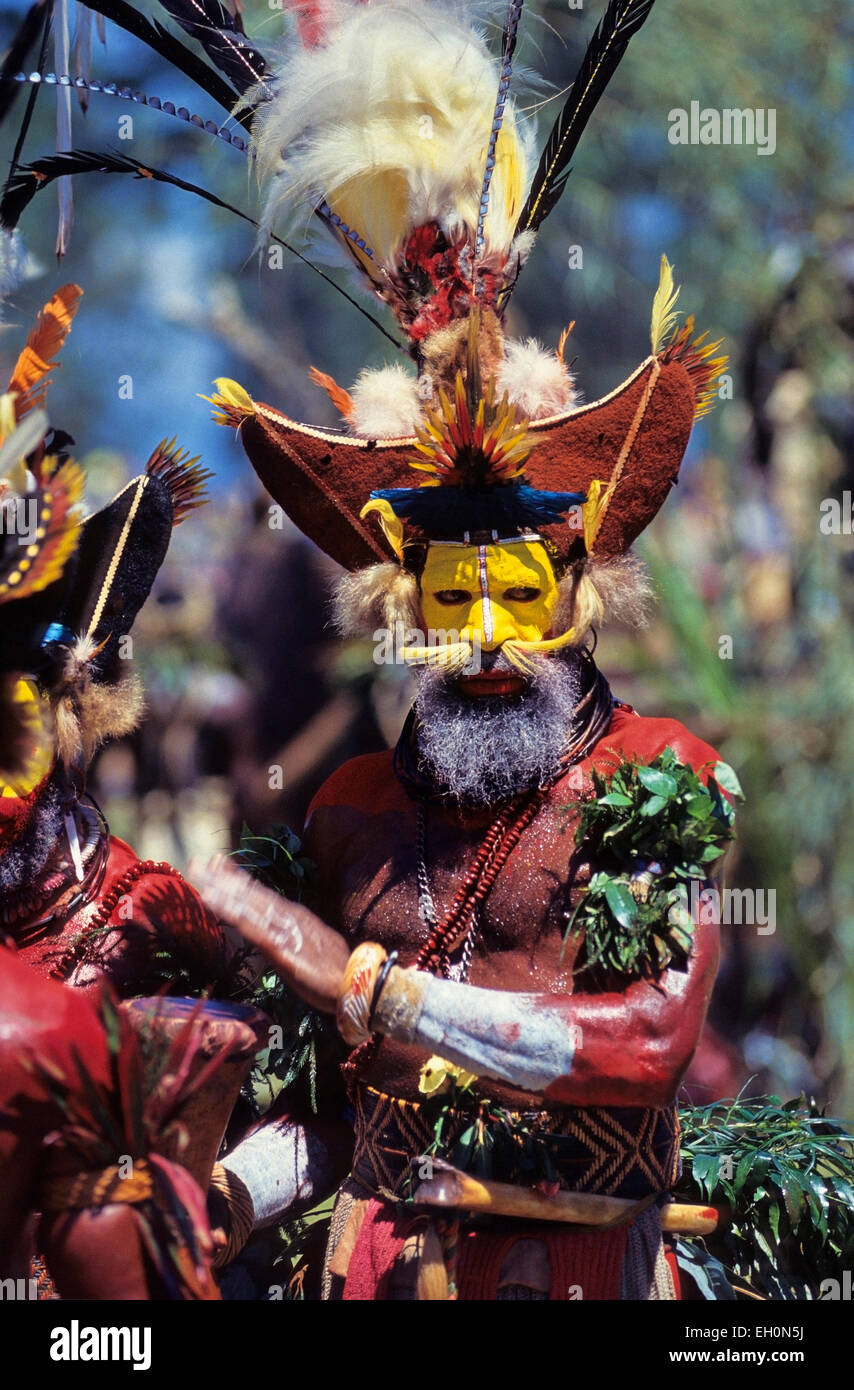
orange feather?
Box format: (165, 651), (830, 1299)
(8, 284), (83, 417)
(308, 365), (354, 419)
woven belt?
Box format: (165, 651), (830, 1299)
(351, 1084), (680, 1202)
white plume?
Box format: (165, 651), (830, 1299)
(495, 337), (579, 419)
(348, 363), (422, 438)
(250, 0), (534, 275)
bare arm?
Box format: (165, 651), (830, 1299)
(191, 856), (719, 1109)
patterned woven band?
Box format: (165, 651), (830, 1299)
(351, 1084), (680, 1202)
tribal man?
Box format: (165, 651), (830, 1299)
(195, 0), (733, 1300)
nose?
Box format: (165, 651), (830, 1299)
(461, 599), (520, 651)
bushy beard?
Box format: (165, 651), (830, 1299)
(413, 649), (586, 807)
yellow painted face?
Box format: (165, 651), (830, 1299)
(419, 540), (559, 651)
(0, 678), (55, 799)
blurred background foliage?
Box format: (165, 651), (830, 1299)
(2, 0), (854, 1111)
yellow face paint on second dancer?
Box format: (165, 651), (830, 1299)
(419, 539), (559, 651)
(0, 678), (54, 804)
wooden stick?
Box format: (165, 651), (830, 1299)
(413, 1160), (722, 1234)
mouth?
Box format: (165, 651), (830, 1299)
(458, 670), (528, 699)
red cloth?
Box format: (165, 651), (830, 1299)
(342, 1200), (408, 1301)
(342, 1200), (628, 1301)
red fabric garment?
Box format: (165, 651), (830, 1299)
(342, 1199), (409, 1301)
(457, 1224), (627, 1301)
(342, 1198), (628, 1300)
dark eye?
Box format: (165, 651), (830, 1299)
(433, 589), (472, 606)
(503, 586), (541, 603)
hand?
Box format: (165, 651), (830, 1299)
(188, 854), (350, 1015)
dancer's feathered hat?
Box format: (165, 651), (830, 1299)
(0, 285), (210, 787)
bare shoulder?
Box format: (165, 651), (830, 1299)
(305, 749), (406, 824)
(593, 705), (724, 777)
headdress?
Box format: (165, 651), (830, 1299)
(0, 284), (211, 790)
(1, 1), (726, 605)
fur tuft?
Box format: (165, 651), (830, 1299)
(53, 635), (145, 766)
(348, 364), (422, 439)
(332, 562), (420, 637)
(551, 552), (655, 645)
(494, 337), (579, 420)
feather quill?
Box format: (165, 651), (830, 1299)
(0, 0), (48, 124)
(72, 3), (93, 113)
(516, 0), (656, 237)
(475, 0), (525, 260)
(54, 0), (74, 259)
(11, 72), (251, 153)
(0, 148), (405, 350)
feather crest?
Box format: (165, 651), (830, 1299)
(0, 456), (84, 605)
(516, 0), (656, 237)
(249, 1), (535, 284)
(145, 436), (213, 525)
(662, 316), (729, 421)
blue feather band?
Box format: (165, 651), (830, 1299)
(370, 482), (586, 539)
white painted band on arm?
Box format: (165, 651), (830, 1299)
(375, 968), (576, 1094)
(221, 1120), (330, 1228)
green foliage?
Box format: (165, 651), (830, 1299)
(232, 824), (335, 1118)
(562, 748), (742, 984)
(676, 1094), (854, 1299)
(409, 1077), (582, 1195)
(273, 1193), (338, 1301)
(234, 823), (316, 900)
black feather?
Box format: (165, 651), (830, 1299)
(156, 0), (269, 98)
(516, 0), (656, 236)
(77, 0), (249, 123)
(0, 0), (49, 125)
(372, 483), (587, 539)
(0, 149), (406, 352)
(1, 0), (51, 214)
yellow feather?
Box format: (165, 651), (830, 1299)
(582, 478), (614, 553)
(650, 255), (681, 355)
(199, 378), (256, 427)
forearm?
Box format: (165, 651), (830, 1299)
(220, 1116), (341, 1229)
(373, 917), (720, 1108)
